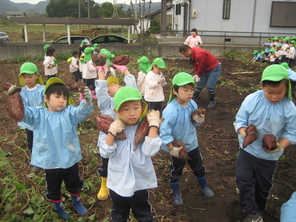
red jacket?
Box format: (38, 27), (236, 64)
(191, 47), (219, 78)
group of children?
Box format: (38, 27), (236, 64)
(5, 40), (296, 221)
(251, 36), (296, 67)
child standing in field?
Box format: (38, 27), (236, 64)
(93, 55), (137, 201)
(234, 64), (296, 222)
(43, 44), (58, 79)
(69, 50), (82, 84)
(184, 28), (203, 48)
(99, 86), (162, 221)
(137, 56), (150, 98)
(18, 62), (45, 173)
(144, 58), (167, 112)
(159, 72), (214, 206)
(83, 47), (97, 100)
(6, 77), (93, 219)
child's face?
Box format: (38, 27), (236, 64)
(108, 83), (121, 97)
(261, 82), (286, 104)
(152, 65), (162, 74)
(44, 92), (67, 112)
(21, 73), (39, 88)
(181, 49), (192, 57)
(115, 100), (143, 126)
(173, 84), (195, 106)
(191, 31), (197, 36)
(74, 54), (79, 58)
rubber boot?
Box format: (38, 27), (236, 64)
(97, 177), (109, 200)
(79, 93), (83, 101)
(197, 175), (214, 197)
(71, 193), (88, 215)
(31, 166), (41, 173)
(170, 182), (184, 206)
(51, 200), (70, 219)
(207, 92), (216, 109)
(193, 89), (201, 100)
(91, 90), (97, 99)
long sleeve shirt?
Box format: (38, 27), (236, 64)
(99, 125), (162, 197)
(82, 60), (97, 79)
(144, 71), (166, 102)
(69, 56), (79, 73)
(22, 101), (93, 169)
(43, 56), (57, 76)
(191, 47), (219, 78)
(160, 98), (201, 152)
(234, 90), (296, 161)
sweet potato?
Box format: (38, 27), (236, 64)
(262, 134), (277, 151)
(172, 140), (188, 161)
(242, 124), (258, 148)
(111, 55), (129, 65)
(3, 82), (24, 122)
(96, 115), (126, 140)
(134, 117), (149, 150)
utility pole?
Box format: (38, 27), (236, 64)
(78, 0), (80, 30)
(88, 0), (90, 29)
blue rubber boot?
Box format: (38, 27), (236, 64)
(197, 175), (214, 197)
(52, 201), (70, 219)
(170, 182), (184, 206)
(71, 194), (88, 215)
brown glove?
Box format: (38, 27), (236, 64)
(111, 55), (129, 65)
(191, 108), (205, 123)
(262, 134), (284, 153)
(96, 115), (126, 140)
(170, 140), (188, 161)
(242, 124), (258, 148)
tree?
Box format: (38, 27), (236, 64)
(98, 2), (114, 18)
(117, 5), (126, 18)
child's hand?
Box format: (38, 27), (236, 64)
(191, 108), (205, 123)
(112, 64), (128, 74)
(82, 86), (92, 103)
(147, 109), (162, 128)
(241, 124), (258, 148)
(193, 75), (201, 83)
(4, 83), (21, 95)
(108, 119), (126, 137)
(170, 140), (188, 161)
(262, 134), (284, 153)
(96, 63), (107, 73)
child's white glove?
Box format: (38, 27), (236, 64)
(193, 75), (201, 83)
(82, 86), (92, 103)
(191, 108), (205, 123)
(7, 85), (20, 95)
(108, 119), (126, 137)
(146, 109), (162, 128)
(170, 140), (188, 160)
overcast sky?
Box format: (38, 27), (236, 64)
(10, 0), (161, 4)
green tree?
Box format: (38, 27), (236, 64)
(98, 2), (114, 18)
(117, 5), (126, 18)
(126, 7), (133, 18)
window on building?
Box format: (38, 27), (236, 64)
(223, 0), (231, 19)
(176, 3), (181, 15)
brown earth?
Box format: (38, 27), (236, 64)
(0, 55), (295, 222)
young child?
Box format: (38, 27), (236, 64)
(268, 48), (276, 64)
(18, 62), (45, 173)
(6, 77), (93, 219)
(144, 58), (167, 112)
(250, 50), (259, 63)
(184, 28), (203, 48)
(263, 38), (272, 56)
(159, 72), (214, 206)
(69, 50), (82, 84)
(43, 44), (58, 79)
(234, 64), (296, 222)
(281, 192), (296, 221)
(99, 86), (162, 221)
(82, 47), (97, 100)
(137, 56), (150, 98)
(94, 58), (137, 201)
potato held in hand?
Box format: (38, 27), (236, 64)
(242, 124), (258, 148)
(96, 115), (126, 140)
(111, 55), (129, 65)
(3, 82), (24, 122)
(262, 134), (277, 151)
(134, 117), (149, 150)
(172, 140), (188, 161)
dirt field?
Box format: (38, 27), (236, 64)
(0, 55), (295, 222)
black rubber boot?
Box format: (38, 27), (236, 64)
(207, 92), (216, 108)
(193, 89), (201, 100)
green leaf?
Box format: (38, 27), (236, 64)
(16, 183), (26, 191)
(23, 207), (35, 215)
(4, 203), (13, 212)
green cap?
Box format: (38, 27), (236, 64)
(147, 58), (166, 72)
(276, 45), (281, 48)
(113, 86), (148, 118)
(19, 62), (43, 86)
(269, 48), (275, 53)
(83, 47), (94, 63)
(93, 43), (99, 48)
(253, 50), (259, 55)
(168, 72), (196, 103)
(281, 62), (290, 70)
(261, 64), (291, 99)
(107, 76), (119, 86)
(81, 40), (88, 46)
(291, 41), (296, 44)
(43, 77), (74, 106)
(138, 56), (150, 73)
(260, 51), (265, 55)
(272, 36), (279, 40)
(100, 49), (115, 67)
(44, 44), (50, 52)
